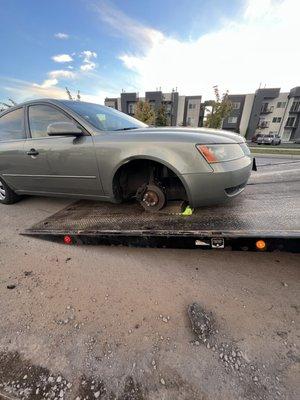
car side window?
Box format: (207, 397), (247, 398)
(0, 108), (25, 141)
(28, 104), (72, 138)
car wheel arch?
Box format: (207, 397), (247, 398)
(111, 155), (191, 204)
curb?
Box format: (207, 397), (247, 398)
(251, 153), (300, 159)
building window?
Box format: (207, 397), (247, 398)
(286, 117), (296, 127)
(187, 117), (194, 126)
(282, 130), (291, 141)
(188, 103), (196, 109)
(165, 103), (172, 113)
(232, 102), (240, 110)
(290, 101), (300, 112)
(272, 117), (282, 123)
(149, 100), (156, 110)
(127, 102), (136, 115)
(228, 116), (238, 124)
(277, 101), (286, 108)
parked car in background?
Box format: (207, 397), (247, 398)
(0, 99), (252, 211)
(256, 133), (281, 145)
(251, 133), (263, 143)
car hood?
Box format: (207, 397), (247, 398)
(95, 127), (246, 144)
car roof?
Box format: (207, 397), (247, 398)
(0, 99), (57, 116)
(0, 99), (102, 117)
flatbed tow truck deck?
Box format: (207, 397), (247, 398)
(23, 162), (300, 252)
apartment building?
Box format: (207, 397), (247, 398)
(182, 96), (203, 127)
(223, 87), (300, 141)
(105, 91), (203, 128)
(222, 94), (255, 136)
(105, 86), (300, 141)
(280, 87), (300, 141)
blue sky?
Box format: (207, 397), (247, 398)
(0, 0), (298, 103)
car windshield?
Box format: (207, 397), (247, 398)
(61, 101), (147, 131)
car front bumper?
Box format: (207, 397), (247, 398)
(181, 156), (252, 208)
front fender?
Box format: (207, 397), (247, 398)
(111, 154), (193, 202)
(93, 139), (212, 200)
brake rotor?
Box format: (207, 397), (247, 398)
(143, 190), (159, 207)
(138, 184), (166, 212)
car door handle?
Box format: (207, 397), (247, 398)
(27, 149), (39, 156)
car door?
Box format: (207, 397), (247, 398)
(21, 103), (103, 197)
(0, 107), (28, 191)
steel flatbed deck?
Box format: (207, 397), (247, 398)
(22, 164), (300, 252)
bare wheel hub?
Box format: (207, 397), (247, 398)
(138, 184), (166, 212)
(143, 190), (159, 207)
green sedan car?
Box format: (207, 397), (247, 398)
(0, 99), (252, 211)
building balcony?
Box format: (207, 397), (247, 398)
(260, 106), (274, 114)
(289, 109), (300, 113)
(257, 122), (269, 129)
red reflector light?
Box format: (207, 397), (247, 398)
(256, 240), (266, 250)
(63, 235), (72, 245)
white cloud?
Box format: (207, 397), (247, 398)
(93, 0), (162, 49)
(1, 76), (112, 105)
(98, 0), (299, 99)
(52, 54), (73, 63)
(35, 70), (75, 89)
(54, 32), (69, 39)
(80, 50), (97, 72)
(82, 50), (97, 61)
(48, 70), (75, 79)
(80, 63), (96, 71)
(2, 77), (67, 101)
(34, 78), (58, 88)
(79, 91), (115, 104)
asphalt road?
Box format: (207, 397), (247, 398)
(0, 157), (299, 400)
(254, 156), (300, 166)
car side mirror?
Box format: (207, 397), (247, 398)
(47, 122), (83, 136)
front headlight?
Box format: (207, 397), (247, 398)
(196, 144), (245, 163)
(239, 142), (251, 156)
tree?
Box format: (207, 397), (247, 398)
(205, 86), (232, 129)
(134, 100), (155, 125)
(65, 87), (73, 100)
(8, 98), (18, 106)
(0, 98), (18, 111)
(65, 87), (81, 101)
(155, 104), (168, 126)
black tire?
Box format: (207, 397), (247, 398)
(0, 178), (22, 204)
(139, 184), (166, 212)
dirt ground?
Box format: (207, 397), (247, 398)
(0, 192), (299, 400)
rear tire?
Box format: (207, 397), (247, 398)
(139, 184), (166, 212)
(0, 178), (22, 204)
